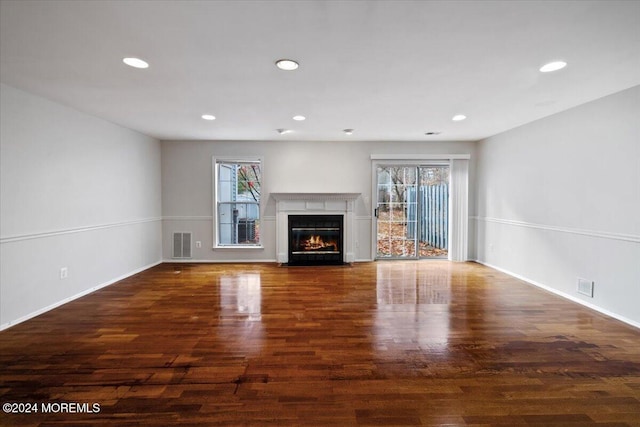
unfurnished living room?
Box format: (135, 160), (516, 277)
(1, 1), (639, 426)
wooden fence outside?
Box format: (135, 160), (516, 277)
(407, 184), (448, 249)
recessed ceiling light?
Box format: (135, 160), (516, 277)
(275, 59), (299, 71)
(293, 115), (306, 121)
(277, 128), (293, 134)
(201, 114), (216, 121)
(452, 115), (466, 121)
(540, 61), (567, 73)
(122, 57), (149, 69)
(343, 129), (354, 135)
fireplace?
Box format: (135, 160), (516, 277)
(288, 215), (344, 266)
(271, 192), (359, 265)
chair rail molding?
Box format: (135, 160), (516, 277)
(472, 216), (640, 243)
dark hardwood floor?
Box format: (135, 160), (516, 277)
(1, 261), (639, 426)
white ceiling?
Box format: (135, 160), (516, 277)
(1, 0), (639, 142)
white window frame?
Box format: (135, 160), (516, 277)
(212, 156), (264, 249)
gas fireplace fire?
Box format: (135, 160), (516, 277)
(297, 234), (339, 252)
(288, 215), (343, 265)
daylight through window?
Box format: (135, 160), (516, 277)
(215, 160), (261, 246)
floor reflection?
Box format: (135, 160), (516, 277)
(214, 272), (265, 357)
(374, 262), (453, 367)
(219, 273), (262, 322)
(376, 261), (452, 305)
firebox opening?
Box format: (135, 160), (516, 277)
(288, 215), (344, 266)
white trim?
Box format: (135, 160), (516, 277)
(273, 194), (360, 264)
(0, 261), (162, 331)
(164, 216), (213, 221)
(370, 154), (471, 160)
(165, 259), (277, 263)
(165, 258), (374, 264)
(472, 216), (640, 243)
(212, 156), (264, 248)
(213, 245), (265, 251)
(0, 217), (162, 244)
(370, 159), (467, 261)
(271, 192), (360, 201)
(211, 155), (265, 163)
(163, 215), (276, 221)
(475, 260), (640, 330)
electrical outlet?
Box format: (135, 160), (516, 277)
(60, 267), (68, 279)
(195, 241), (202, 248)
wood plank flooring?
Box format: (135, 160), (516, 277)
(1, 261), (639, 426)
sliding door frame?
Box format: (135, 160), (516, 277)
(370, 154), (470, 262)
(374, 164), (421, 259)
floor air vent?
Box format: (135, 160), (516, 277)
(173, 232), (192, 259)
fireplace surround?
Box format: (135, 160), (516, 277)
(271, 193), (360, 265)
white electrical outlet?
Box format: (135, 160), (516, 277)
(195, 241), (202, 248)
(60, 267), (68, 279)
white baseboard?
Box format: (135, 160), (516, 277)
(474, 259), (640, 330)
(165, 258), (375, 264)
(164, 258), (278, 264)
(0, 260), (162, 331)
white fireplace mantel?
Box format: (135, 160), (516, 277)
(271, 193), (360, 264)
(271, 192), (360, 202)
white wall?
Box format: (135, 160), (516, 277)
(161, 140), (476, 262)
(4, 80), (635, 329)
(0, 84), (163, 329)
(475, 85), (640, 327)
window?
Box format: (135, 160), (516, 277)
(214, 159), (261, 247)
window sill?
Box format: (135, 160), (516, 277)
(213, 245), (264, 250)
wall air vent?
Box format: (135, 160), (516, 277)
(173, 232), (192, 259)
(577, 278), (594, 298)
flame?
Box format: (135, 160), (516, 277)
(302, 235), (337, 251)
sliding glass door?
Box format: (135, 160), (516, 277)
(376, 166), (418, 258)
(375, 165), (449, 259)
